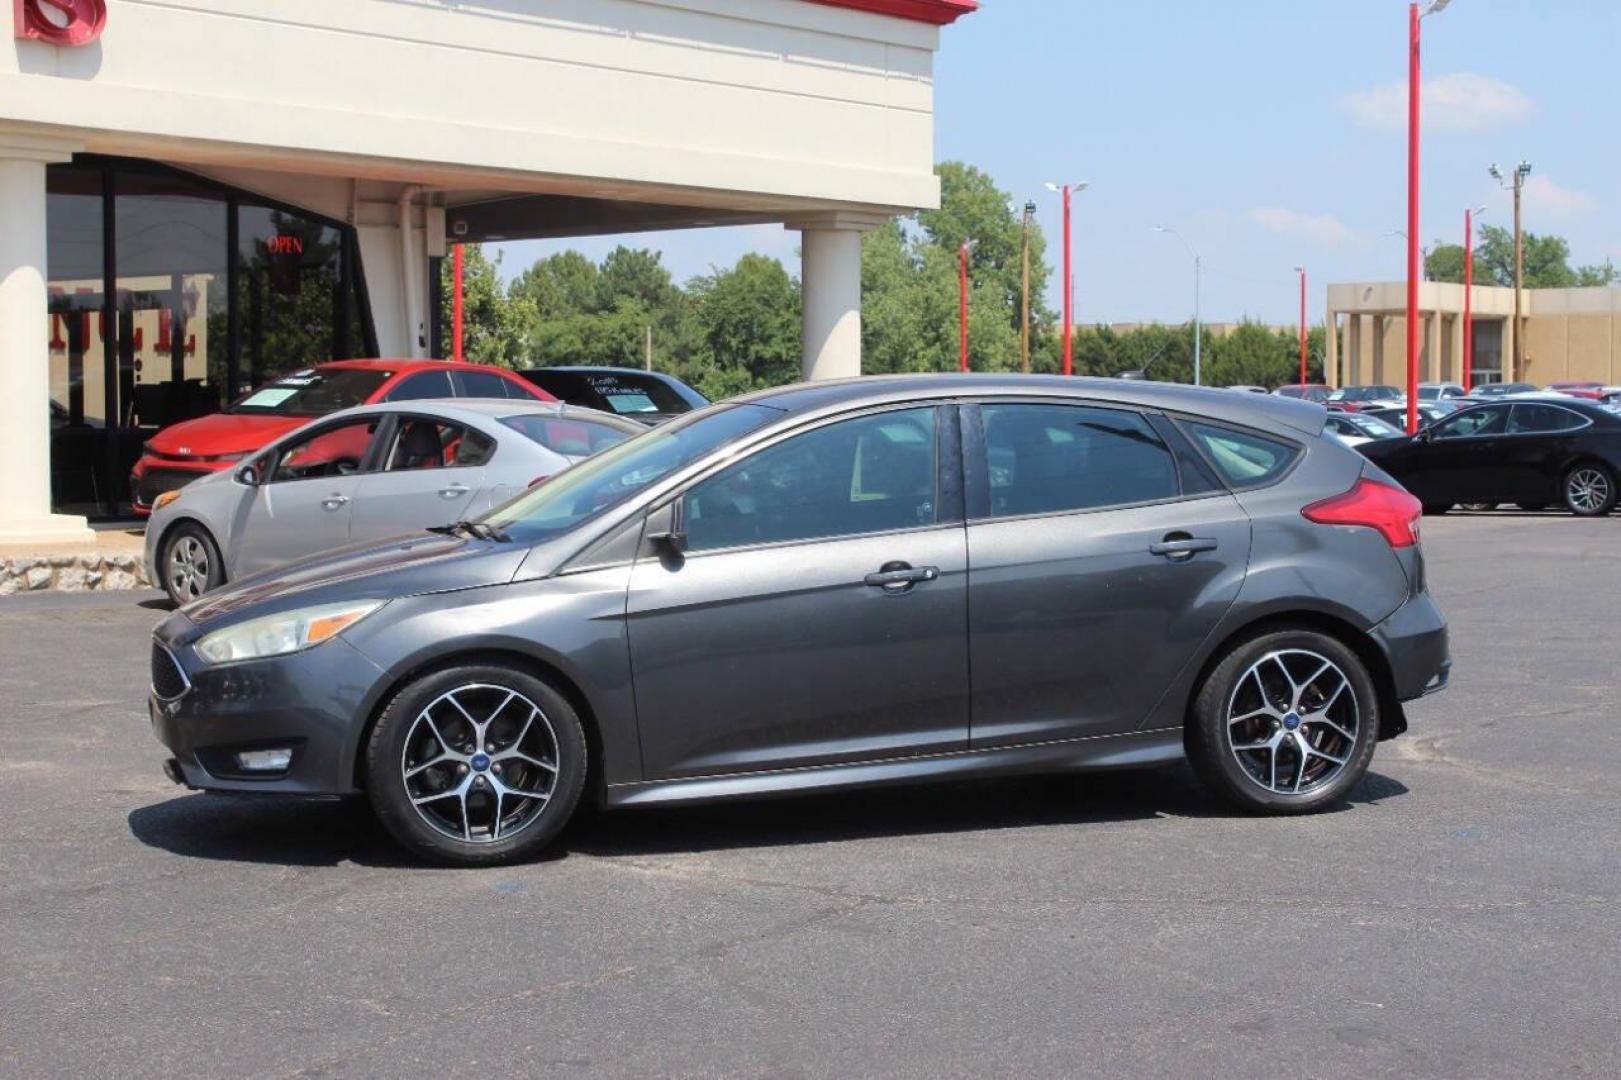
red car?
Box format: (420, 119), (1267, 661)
(1547, 381), (1606, 401)
(131, 359), (553, 513)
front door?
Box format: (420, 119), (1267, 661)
(964, 402), (1253, 746)
(626, 405), (970, 780)
(1405, 403), (1512, 504)
(348, 415), (489, 543)
(231, 416), (384, 576)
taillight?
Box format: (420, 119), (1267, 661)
(528, 475), (551, 488)
(1302, 477), (1422, 548)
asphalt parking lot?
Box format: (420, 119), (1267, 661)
(2, 512), (1619, 1078)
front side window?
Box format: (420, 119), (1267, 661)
(1183, 422), (1299, 488)
(483, 404), (777, 544)
(981, 404), (1178, 517)
(454, 369), (521, 399)
(269, 418), (380, 482)
(1508, 404), (1587, 434)
(681, 408), (938, 552)
(1433, 406), (1508, 439)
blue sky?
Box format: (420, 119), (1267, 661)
(493, 0), (1619, 327)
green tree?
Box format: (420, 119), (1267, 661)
(1475, 226), (1578, 288)
(1574, 260), (1617, 287)
(437, 245), (535, 366)
(1424, 242), (1491, 285)
(682, 253), (801, 398)
(916, 161), (1053, 335)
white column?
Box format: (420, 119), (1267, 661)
(0, 133), (94, 547)
(1425, 311), (1442, 383)
(1344, 314), (1361, 388)
(790, 212), (887, 382)
(1324, 310), (1339, 389)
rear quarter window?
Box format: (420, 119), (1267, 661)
(1181, 421), (1301, 489)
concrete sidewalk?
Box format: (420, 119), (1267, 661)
(0, 526), (149, 594)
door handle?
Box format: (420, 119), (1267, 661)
(864, 563), (939, 592)
(1149, 535), (1217, 560)
(321, 494), (350, 511)
(438, 484), (470, 499)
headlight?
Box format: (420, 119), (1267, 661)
(195, 601), (384, 665)
(152, 491), (182, 511)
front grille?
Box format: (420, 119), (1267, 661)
(137, 468), (204, 507)
(151, 641), (190, 701)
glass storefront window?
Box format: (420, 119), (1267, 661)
(44, 157), (375, 517)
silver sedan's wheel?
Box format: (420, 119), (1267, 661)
(167, 535), (212, 601)
(1564, 466), (1614, 516)
(1225, 650), (1359, 796)
(401, 683), (561, 845)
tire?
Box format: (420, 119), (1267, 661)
(365, 662), (587, 866)
(1459, 503), (1497, 512)
(1421, 502), (1451, 516)
(158, 521), (225, 607)
(1562, 463), (1616, 517)
(1186, 628), (1380, 815)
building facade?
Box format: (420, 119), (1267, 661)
(3, 0), (974, 541)
(1326, 281), (1621, 390)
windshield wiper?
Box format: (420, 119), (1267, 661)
(427, 520), (511, 543)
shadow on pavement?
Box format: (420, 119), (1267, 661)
(127, 766), (1409, 867)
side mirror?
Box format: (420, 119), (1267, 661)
(1415, 427), (1435, 443)
(649, 529), (688, 556)
(235, 461), (262, 486)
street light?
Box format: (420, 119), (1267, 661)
(1153, 225), (1202, 386)
(1403, 0), (1455, 433)
(1294, 266), (1308, 387)
(1045, 181), (1088, 375)
(1464, 205), (1487, 389)
(1490, 160), (1532, 381)
(958, 239), (974, 373)
(1009, 199), (1037, 373)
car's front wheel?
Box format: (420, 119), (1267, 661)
(1563, 464), (1616, 517)
(159, 522), (224, 607)
(1186, 629), (1379, 814)
(364, 662), (587, 866)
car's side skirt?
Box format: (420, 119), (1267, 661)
(603, 727), (1185, 810)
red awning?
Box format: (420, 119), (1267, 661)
(803, 0), (977, 26)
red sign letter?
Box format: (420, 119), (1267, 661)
(14, 0), (107, 47)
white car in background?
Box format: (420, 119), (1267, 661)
(144, 399), (648, 606)
(1324, 410), (1406, 448)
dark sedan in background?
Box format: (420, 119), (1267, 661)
(149, 375), (1449, 866)
(1360, 397), (1621, 516)
(518, 367), (707, 426)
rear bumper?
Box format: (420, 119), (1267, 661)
(1370, 590), (1450, 703)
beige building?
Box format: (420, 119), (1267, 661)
(2, 0), (975, 543)
(1326, 281), (1621, 389)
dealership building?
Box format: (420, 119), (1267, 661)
(1, 0), (973, 544)
(1325, 280), (1621, 390)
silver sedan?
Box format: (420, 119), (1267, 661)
(144, 400), (645, 606)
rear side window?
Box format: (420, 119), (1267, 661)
(1508, 403), (1587, 434)
(1182, 422), (1300, 488)
(981, 404), (1179, 517)
(385, 370), (455, 402)
(454, 369), (522, 399)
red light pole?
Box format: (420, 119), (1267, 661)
(958, 241), (970, 372)
(451, 243), (465, 363)
(1295, 265), (1308, 386)
(1406, 0), (1451, 434)
(1045, 181), (1088, 375)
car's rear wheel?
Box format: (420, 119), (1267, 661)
(1563, 464), (1616, 517)
(1460, 502), (1497, 512)
(365, 662), (586, 866)
(159, 522), (224, 607)
(1186, 629), (1379, 814)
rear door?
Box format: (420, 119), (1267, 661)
(1502, 403), (1589, 502)
(963, 401), (1253, 746)
(1406, 404), (1511, 503)
(348, 415), (490, 541)
(626, 404), (970, 779)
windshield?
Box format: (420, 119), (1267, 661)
(484, 404), (778, 544)
(229, 368), (391, 416)
(1354, 414), (1405, 437)
(1331, 386), (1398, 402)
(526, 371), (704, 416)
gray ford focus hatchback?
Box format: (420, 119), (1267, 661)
(148, 376), (1450, 866)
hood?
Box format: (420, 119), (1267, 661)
(146, 412), (305, 457)
(182, 531), (531, 628)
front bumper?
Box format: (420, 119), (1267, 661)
(149, 614), (389, 795)
(1370, 589), (1451, 703)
